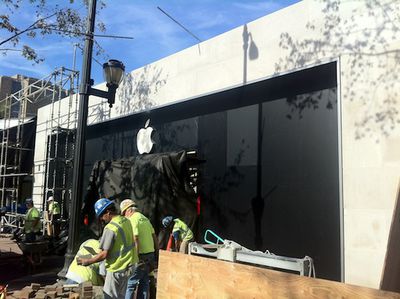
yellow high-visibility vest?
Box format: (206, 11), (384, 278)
(128, 212), (155, 254)
(173, 218), (193, 241)
(66, 239), (103, 285)
(25, 207), (40, 233)
(49, 201), (61, 215)
(105, 215), (137, 272)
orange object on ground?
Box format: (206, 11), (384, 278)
(166, 234), (173, 251)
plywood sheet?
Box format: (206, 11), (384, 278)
(157, 250), (400, 299)
(43, 211), (52, 236)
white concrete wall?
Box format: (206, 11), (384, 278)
(34, 0), (400, 288)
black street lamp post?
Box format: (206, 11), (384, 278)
(58, 0), (125, 278)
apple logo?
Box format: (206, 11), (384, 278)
(137, 119), (155, 154)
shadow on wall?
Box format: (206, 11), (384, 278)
(88, 65), (168, 157)
(99, 130), (135, 161)
(285, 88), (337, 120)
(154, 121), (195, 153)
(117, 65), (168, 115)
(88, 99), (110, 124)
(275, 0), (400, 141)
(242, 24), (259, 84)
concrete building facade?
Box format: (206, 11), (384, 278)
(33, 0), (400, 288)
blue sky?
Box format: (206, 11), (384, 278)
(0, 0), (299, 84)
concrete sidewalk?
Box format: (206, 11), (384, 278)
(0, 234), (22, 255)
(0, 235), (64, 291)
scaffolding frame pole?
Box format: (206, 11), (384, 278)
(0, 68), (79, 233)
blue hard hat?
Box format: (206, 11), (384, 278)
(94, 198), (113, 217)
(162, 216), (173, 228)
(25, 198), (33, 204)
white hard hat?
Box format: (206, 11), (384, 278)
(47, 196), (54, 202)
(120, 199), (137, 215)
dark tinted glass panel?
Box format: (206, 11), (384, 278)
(261, 88), (339, 280)
(198, 108), (258, 247)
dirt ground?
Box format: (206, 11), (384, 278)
(0, 235), (64, 291)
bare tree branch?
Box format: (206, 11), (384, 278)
(0, 0), (108, 63)
(0, 12), (57, 46)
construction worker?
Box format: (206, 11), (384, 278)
(120, 199), (159, 299)
(24, 198), (41, 242)
(77, 198), (137, 299)
(162, 216), (193, 253)
(65, 239), (104, 285)
(47, 196), (61, 237)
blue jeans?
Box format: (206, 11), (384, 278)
(124, 263), (148, 299)
(125, 253), (155, 299)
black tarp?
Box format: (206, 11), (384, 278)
(0, 118), (36, 174)
(83, 151), (197, 241)
(0, 118), (36, 205)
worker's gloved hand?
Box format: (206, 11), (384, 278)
(76, 257), (86, 266)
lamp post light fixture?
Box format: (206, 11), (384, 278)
(88, 59), (125, 108)
(59, 0), (125, 278)
(103, 59), (125, 86)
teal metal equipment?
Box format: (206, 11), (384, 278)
(204, 229), (225, 245)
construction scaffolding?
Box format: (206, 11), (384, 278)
(38, 68), (79, 220)
(0, 67), (79, 232)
